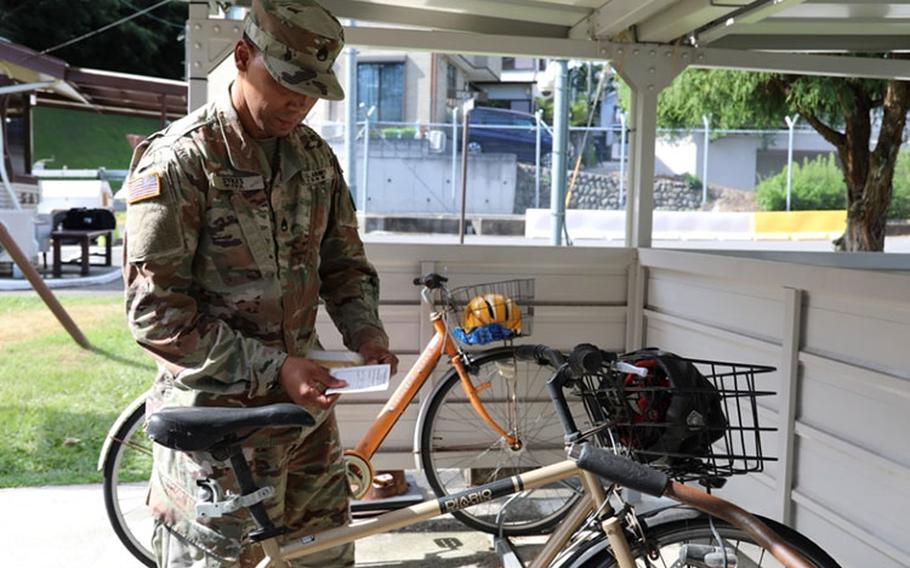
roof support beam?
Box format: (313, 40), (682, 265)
(346, 26), (603, 60)
(711, 34), (910, 52)
(697, 0), (807, 45)
(348, 27), (910, 81)
(328, 0), (570, 38)
(690, 44), (910, 80)
(569, 0), (677, 40)
(635, 0), (744, 43)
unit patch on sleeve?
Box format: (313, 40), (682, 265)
(127, 173), (161, 204)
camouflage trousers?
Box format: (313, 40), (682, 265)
(149, 410), (353, 568)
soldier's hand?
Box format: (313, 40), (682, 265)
(278, 356), (347, 410)
(359, 342), (399, 375)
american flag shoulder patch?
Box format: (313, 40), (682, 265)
(127, 173), (161, 204)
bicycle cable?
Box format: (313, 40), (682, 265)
(709, 513), (730, 568)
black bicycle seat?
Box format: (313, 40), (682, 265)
(146, 404), (314, 452)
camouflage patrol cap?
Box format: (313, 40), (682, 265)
(244, 0), (345, 100)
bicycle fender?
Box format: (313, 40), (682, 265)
(97, 391), (149, 471)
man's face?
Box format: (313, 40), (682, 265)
(235, 41), (319, 138)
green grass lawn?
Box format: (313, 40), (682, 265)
(32, 107), (163, 192)
(0, 294), (153, 487)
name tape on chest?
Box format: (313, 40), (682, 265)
(298, 168), (335, 185)
(211, 174), (266, 192)
(127, 173), (161, 204)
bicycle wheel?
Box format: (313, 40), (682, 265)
(102, 400), (156, 567)
(419, 346), (590, 536)
(563, 515), (841, 567)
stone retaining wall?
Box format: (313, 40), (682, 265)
(515, 163), (704, 213)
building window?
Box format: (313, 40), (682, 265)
(357, 62), (405, 123)
(446, 63), (458, 99)
(502, 57), (543, 71)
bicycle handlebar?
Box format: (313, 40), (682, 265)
(515, 343), (565, 368)
(570, 443), (668, 497)
(413, 272), (448, 289)
(548, 342), (816, 568)
(567, 343), (605, 376)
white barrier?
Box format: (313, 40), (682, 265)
(524, 209), (753, 240)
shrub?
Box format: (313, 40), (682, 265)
(682, 172), (702, 191)
(756, 152), (910, 220)
(889, 152), (910, 220)
(755, 154), (845, 211)
(377, 127), (418, 139)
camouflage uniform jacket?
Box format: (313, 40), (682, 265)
(124, 87), (388, 412)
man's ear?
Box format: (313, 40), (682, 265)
(234, 40), (253, 73)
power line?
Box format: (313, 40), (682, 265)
(120, 0), (184, 29)
(39, 0), (174, 55)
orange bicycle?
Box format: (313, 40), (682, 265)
(101, 272), (587, 566)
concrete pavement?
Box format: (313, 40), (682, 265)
(0, 483), (544, 567)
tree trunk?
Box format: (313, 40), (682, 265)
(835, 79), (910, 251)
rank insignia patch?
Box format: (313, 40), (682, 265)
(127, 174), (161, 204)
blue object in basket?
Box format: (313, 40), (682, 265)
(452, 323), (516, 345)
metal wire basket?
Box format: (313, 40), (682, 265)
(574, 352), (776, 482)
(445, 278), (535, 346)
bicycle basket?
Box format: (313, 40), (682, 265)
(446, 279), (534, 346)
(575, 348), (776, 482)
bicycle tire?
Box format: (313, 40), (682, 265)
(418, 346), (590, 536)
(102, 400), (156, 568)
(562, 514), (841, 568)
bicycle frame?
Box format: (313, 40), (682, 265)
(343, 310), (520, 493)
(255, 461), (612, 568)
(254, 454), (816, 568)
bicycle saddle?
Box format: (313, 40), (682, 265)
(146, 404), (315, 452)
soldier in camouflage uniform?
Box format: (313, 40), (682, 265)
(123, 1), (399, 566)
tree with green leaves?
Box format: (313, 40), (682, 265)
(0, 0), (187, 79)
(625, 66), (910, 252)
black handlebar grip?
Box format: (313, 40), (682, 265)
(515, 344), (539, 361)
(413, 273), (449, 288)
(572, 443), (669, 497)
(515, 344), (565, 368)
(568, 343), (603, 377)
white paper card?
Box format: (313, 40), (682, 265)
(325, 364), (391, 395)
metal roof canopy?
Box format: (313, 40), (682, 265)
(0, 39), (187, 121)
(186, 1), (910, 248)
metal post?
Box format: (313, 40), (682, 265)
(186, 2), (211, 112)
(614, 50), (684, 248)
(701, 114), (710, 206)
(360, 105), (376, 215)
(618, 113), (627, 208)
(0, 221), (89, 348)
(451, 107), (459, 204)
(624, 88), (660, 248)
(344, 42), (358, 206)
(459, 101), (474, 244)
(535, 109), (543, 209)
(0, 119), (20, 210)
(785, 114), (799, 212)
(550, 60), (570, 246)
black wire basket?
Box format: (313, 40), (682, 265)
(445, 279), (535, 346)
(574, 351), (777, 482)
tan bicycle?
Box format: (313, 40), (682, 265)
(101, 272), (584, 566)
(144, 343), (841, 568)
